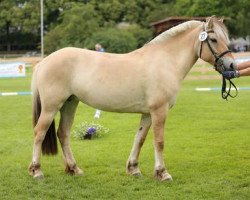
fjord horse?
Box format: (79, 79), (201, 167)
(29, 16), (236, 181)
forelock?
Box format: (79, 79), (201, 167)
(210, 20), (230, 45)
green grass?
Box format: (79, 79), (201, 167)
(0, 65), (249, 200)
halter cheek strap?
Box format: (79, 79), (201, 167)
(199, 29), (214, 59)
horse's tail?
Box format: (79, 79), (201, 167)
(32, 64), (58, 155)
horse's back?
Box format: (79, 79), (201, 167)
(35, 47), (150, 113)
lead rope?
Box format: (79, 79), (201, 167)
(221, 76), (238, 100)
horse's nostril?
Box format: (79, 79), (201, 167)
(230, 63), (235, 70)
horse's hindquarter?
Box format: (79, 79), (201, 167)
(71, 49), (149, 113)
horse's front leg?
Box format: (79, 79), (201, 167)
(126, 114), (151, 176)
(151, 105), (172, 181)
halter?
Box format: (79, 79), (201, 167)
(199, 24), (238, 100)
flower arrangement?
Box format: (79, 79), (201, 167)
(73, 121), (109, 140)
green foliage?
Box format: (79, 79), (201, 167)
(84, 28), (138, 53)
(124, 24), (153, 47)
(1, 0), (250, 53)
(43, 26), (64, 54)
(174, 0), (250, 37)
(45, 3), (101, 53)
(174, 0), (228, 16)
(0, 0), (41, 51)
(44, 0), (157, 53)
(121, 0), (159, 27)
(0, 1), (14, 29)
(147, 2), (177, 22)
(226, 0), (250, 37)
(15, 1), (40, 33)
(93, 0), (124, 26)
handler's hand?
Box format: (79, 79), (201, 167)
(222, 70), (240, 79)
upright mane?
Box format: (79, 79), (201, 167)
(149, 18), (230, 45)
(149, 20), (202, 44)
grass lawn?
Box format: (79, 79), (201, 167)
(0, 66), (249, 199)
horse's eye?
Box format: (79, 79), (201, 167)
(210, 38), (217, 43)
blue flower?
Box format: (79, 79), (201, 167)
(83, 127), (97, 139)
(86, 127), (96, 135)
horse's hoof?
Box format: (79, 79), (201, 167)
(28, 163), (44, 179)
(75, 168), (84, 176)
(65, 165), (84, 176)
(127, 167), (142, 176)
(132, 171), (142, 177)
(33, 171), (44, 180)
(127, 169), (143, 177)
(126, 161), (142, 177)
(160, 173), (173, 182)
(155, 169), (173, 182)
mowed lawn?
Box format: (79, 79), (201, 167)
(0, 66), (249, 200)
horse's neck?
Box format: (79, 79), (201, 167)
(162, 27), (200, 80)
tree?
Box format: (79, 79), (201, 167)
(90, 0), (124, 27)
(44, 3), (101, 53)
(174, 0), (250, 37)
(121, 0), (161, 27)
(1, 0), (249, 54)
(226, 0), (250, 37)
(0, 0), (25, 51)
(84, 28), (138, 53)
(120, 24), (152, 48)
(44, 1), (156, 53)
(14, 0), (40, 33)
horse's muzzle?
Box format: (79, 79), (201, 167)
(214, 57), (237, 74)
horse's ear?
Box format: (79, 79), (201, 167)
(218, 17), (224, 23)
(206, 15), (216, 29)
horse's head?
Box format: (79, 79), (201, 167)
(198, 16), (236, 73)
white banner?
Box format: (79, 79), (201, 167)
(0, 62), (26, 78)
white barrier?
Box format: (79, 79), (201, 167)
(0, 92), (32, 96)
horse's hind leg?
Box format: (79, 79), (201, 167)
(29, 110), (57, 179)
(57, 96), (83, 176)
(126, 114), (151, 176)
